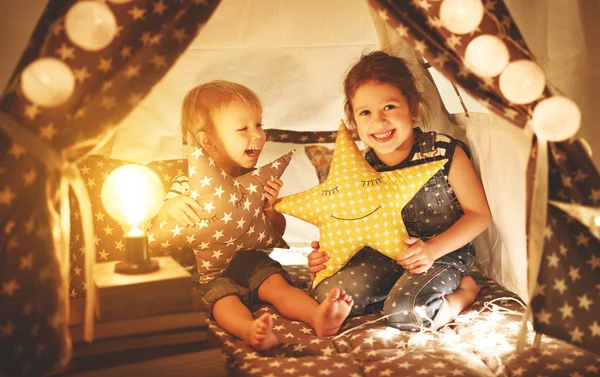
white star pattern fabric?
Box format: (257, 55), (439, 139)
(0, 2), (220, 375)
(149, 147), (291, 283)
(275, 122), (446, 287)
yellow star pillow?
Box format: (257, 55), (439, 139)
(274, 121), (447, 287)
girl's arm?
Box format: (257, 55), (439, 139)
(265, 210), (287, 236)
(426, 145), (491, 258)
(398, 145), (491, 273)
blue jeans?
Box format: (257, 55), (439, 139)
(309, 245), (475, 330)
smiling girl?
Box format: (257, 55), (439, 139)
(308, 52), (490, 330)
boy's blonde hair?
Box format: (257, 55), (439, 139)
(181, 80), (262, 143)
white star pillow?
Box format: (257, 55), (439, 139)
(149, 147), (292, 281)
(274, 121), (447, 287)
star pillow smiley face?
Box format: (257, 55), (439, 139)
(274, 121), (447, 288)
(149, 147), (291, 283)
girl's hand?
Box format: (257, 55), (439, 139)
(157, 196), (204, 227)
(263, 178), (283, 211)
(307, 240), (329, 281)
(396, 237), (436, 274)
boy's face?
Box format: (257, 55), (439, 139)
(207, 100), (266, 175)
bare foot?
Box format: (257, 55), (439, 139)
(458, 275), (481, 302)
(245, 313), (279, 351)
(436, 275), (481, 328)
(314, 288), (353, 336)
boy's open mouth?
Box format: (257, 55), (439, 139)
(245, 146), (261, 157)
(370, 129), (395, 142)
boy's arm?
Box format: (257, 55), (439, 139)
(154, 175), (203, 227)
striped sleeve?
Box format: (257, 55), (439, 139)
(164, 175), (190, 200)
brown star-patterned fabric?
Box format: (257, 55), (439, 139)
(529, 140), (600, 355)
(367, 0), (545, 129)
(68, 155), (189, 300)
(366, 0), (600, 355)
(0, 1), (220, 375)
(185, 128), (360, 146)
(149, 147), (291, 283)
(210, 264), (600, 376)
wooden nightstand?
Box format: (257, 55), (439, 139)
(69, 256), (210, 354)
(94, 256), (193, 322)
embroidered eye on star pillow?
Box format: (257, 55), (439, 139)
(149, 147), (292, 282)
(274, 121), (447, 288)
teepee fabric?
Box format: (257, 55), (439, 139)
(530, 140), (600, 354)
(367, 0), (600, 353)
(0, 1), (220, 375)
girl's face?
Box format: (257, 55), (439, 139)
(204, 100), (266, 176)
(351, 79), (416, 159)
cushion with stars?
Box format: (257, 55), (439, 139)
(274, 121), (447, 288)
(149, 147), (292, 283)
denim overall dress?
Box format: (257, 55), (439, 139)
(310, 128), (475, 330)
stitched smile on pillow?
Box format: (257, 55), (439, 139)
(149, 147), (292, 282)
(274, 121), (447, 288)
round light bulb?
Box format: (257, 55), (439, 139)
(101, 165), (165, 235)
(65, 1), (118, 51)
(21, 58), (75, 107)
(531, 96), (581, 142)
(465, 35), (509, 78)
(499, 60), (546, 104)
(439, 0), (484, 35)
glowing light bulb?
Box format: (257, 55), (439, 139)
(21, 58), (75, 107)
(65, 1), (118, 51)
(439, 0), (484, 35)
(531, 96), (581, 142)
(101, 164), (164, 236)
(465, 35), (509, 78)
(499, 60), (546, 104)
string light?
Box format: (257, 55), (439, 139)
(65, 1), (118, 51)
(20, 58), (75, 107)
(439, 0), (484, 35)
(531, 96), (581, 141)
(499, 60), (546, 105)
(464, 35), (509, 78)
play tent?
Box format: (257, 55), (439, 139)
(0, 0), (599, 375)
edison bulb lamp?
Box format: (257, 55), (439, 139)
(101, 165), (164, 274)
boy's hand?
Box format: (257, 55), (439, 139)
(158, 196), (204, 227)
(263, 178), (283, 211)
(396, 237), (435, 274)
(307, 240), (329, 281)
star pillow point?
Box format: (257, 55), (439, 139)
(274, 121), (447, 287)
(149, 147), (293, 282)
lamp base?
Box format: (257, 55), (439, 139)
(114, 259), (160, 275)
(115, 235), (159, 274)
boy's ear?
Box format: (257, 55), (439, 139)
(196, 131), (212, 149)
